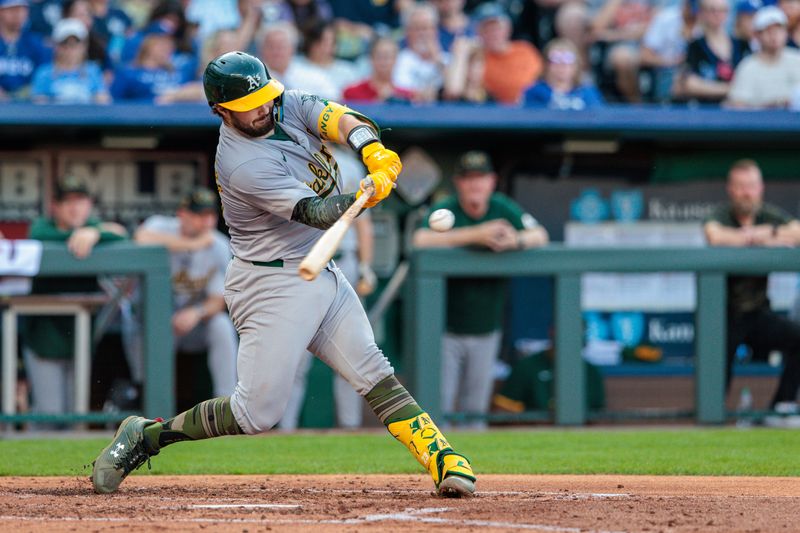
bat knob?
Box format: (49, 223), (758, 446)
(298, 264), (317, 281)
(359, 177), (376, 196)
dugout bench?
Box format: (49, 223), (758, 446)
(2, 293), (107, 426)
(405, 245), (800, 426)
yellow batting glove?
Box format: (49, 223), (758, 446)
(356, 171), (394, 209)
(361, 142), (402, 181)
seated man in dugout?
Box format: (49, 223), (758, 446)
(129, 188), (238, 403)
(704, 159), (800, 422)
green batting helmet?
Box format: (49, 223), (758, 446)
(203, 51), (284, 112)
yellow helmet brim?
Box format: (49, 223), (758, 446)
(218, 79), (284, 112)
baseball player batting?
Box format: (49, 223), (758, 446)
(91, 51), (475, 497)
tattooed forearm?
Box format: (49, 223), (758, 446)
(291, 193), (357, 230)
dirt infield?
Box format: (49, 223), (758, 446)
(1, 474), (799, 532)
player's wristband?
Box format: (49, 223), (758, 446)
(347, 125), (379, 155)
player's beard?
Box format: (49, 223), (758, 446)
(232, 111), (275, 138)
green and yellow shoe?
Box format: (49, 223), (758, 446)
(91, 415), (160, 494)
(388, 412), (476, 497)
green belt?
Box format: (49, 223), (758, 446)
(248, 253), (341, 267)
(250, 259), (284, 267)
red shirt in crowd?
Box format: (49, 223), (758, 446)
(342, 80), (416, 102)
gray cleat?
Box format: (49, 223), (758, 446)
(438, 474), (476, 498)
(91, 416), (159, 494)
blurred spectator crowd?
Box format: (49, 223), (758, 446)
(0, 0), (800, 110)
(3, 0), (800, 109)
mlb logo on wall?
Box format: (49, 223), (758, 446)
(584, 311), (611, 341)
(610, 312), (645, 346)
(570, 189), (609, 223)
(610, 190), (643, 222)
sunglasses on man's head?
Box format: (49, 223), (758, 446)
(548, 50), (576, 65)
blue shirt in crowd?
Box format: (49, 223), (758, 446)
(438, 23), (477, 55)
(329, 0), (400, 29)
(31, 61), (106, 104)
(92, 7), (134, 64)
(110, 64), (190, 102)
(523, 81), (604, 110)
(0, 30), (51, 96)
(119, 22), (199, 68)
(27, 0), (62, 37)
(119, 27), (155, 66)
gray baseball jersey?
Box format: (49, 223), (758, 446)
(141, 215), (231, 309)
(214, 90), (393, 434)
(215, 90), (344, 262)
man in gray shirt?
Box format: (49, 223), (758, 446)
(92, 51), (475, 498)
(131, 188), (238, 400)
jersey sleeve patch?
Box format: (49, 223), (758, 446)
(317, 101), (349, 142)
(521, 213), (539, 229)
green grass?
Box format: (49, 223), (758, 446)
(2, 428), (799, 477)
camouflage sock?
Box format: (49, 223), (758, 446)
(143, 396), (244, 451)
(365, 375), (422, 426)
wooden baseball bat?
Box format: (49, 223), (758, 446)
(298, 182), (374, 281)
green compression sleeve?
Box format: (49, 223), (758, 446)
(291, 193), (357, 230)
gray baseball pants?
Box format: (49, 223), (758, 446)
(278, 250), (364, 430)
(224, 257), (393, 434)
(22, 347), (74, 419)
(441, 330), (502, 430)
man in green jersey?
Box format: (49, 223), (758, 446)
(23, 176), (128, 426)
(413, 150), (549, 429)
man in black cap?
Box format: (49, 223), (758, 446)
(131, 187), (238, 403)
(413, 150), (549, 429)
(23, 176), (128, 427)
(33, 176), (127, 257)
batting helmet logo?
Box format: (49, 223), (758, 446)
(246, 75), (261, 91)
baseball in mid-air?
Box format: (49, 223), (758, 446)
(429, 208), (455, 232)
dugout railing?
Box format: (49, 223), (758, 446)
(1, 244), (797, 427)
(404, 245), (800, 426)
